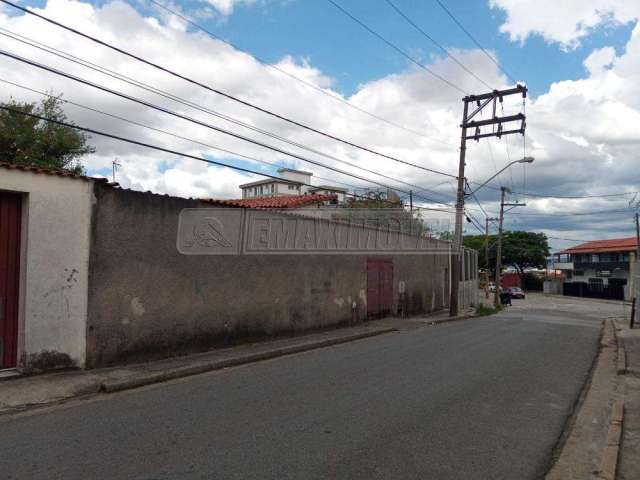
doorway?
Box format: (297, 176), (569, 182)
(0, 192), (22, 369)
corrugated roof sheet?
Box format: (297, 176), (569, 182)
(561, 237), (639, 254)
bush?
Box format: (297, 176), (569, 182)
(475, 304), (501, 316)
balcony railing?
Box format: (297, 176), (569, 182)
(573, 261), (629, 271)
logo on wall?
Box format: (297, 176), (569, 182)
(192, 217), (232, 248)
(177, 208), (454, 256)
(178, 209), (243, 255)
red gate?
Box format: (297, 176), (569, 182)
(0, 192), (21, 369)
(367, 259), (393, 319)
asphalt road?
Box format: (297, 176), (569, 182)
(0, 295), (619, 479)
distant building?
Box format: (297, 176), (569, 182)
(240, 168), (347, 202)
(552, 237), (638, 300)
(308, 185), (348, 203)
(240, 168), (311, 199)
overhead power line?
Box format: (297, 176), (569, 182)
(0, 106), (331, 188)
(146, 0), (445, 144)
(510, 190), (640, 199)
(382, 0), (493, 90)
(468, 180), (640, 200)
(326, 0), (467, 95)
(0, 49), (454, 206)
(0, 29), (456, 204)
(2, 104), (449, 207)
(0, 0), (458, 179)
(0, 78), (364, 192)
(547, 236), (591, 243)
(508, 208), (633, 217)
(433, 0), (518, 84)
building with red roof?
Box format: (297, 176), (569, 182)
(552, 237), (638, 300)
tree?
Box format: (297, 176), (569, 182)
(464, 230), (550, 275)
(0, 95), (95, 174)
(336, 191), (427, 234)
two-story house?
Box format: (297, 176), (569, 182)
(239, 168), (347, 203)
(552, 237), (638, 300)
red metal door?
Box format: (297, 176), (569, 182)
(367, 259), (393, 318)
(0, 192), (21, 369)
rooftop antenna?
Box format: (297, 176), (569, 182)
(112, 158), (121, 183)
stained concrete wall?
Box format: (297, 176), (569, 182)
(86, 185), (468, 367)
(0, 169), (94, 370)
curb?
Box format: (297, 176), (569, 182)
(617, 346), (627, 375)
(425, 312), (477, 326)
(100, 327), (396, 393)
(598, 399), (625, 480)
(597, 319), (625, 480)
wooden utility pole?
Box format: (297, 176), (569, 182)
(449, 85), (528, 316)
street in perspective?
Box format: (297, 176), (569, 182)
(1, 0), (640, 479)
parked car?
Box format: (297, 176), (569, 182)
(508, 287), (525, 299)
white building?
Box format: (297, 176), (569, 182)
(240, 168), (347, 202)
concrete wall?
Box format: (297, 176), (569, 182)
(86, 185), (461, 367)
(544, 278), (563, 295)
(0, 169), (93, 370)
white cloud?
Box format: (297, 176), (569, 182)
(584, 46), (617, 75)
(490, 0), (640, 48)
(205, 0), (256, 16)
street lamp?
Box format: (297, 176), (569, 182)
(467, 157), (534, 196)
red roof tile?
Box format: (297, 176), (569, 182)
(561, 237), (639, 254)
(204, 193), (337, 209)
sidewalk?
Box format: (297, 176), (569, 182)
(0, 309), (475, 415)
(615, 318), (640, 479)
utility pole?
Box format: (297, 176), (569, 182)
(409, 190), (413, 235)
(485, 216), (498, 298)
(633, 212), (639, 328)
(494, 188), (525, 307)
(449, 85), (528, 316)
(636, 212), (640, 263)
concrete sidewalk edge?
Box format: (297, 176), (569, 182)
(596, 320), (626, 480)
(100, 327), (396, 393)
(598, 399), (625, 480)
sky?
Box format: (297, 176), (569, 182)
(1, 0), (639, 250)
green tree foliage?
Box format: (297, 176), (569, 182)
(464, 230), (550, 275)
(335, 191), (427, 235)
(0, 95), (95, 174)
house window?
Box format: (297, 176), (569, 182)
(591, 254), (599, 263)
(620, 253), (629, 262)
(588, 277), (603, 285)
(288, 184), (295, 190)
(600, 253), (615, 262)
(270, 184), (275, 193)
(565, 270), (572, 279)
